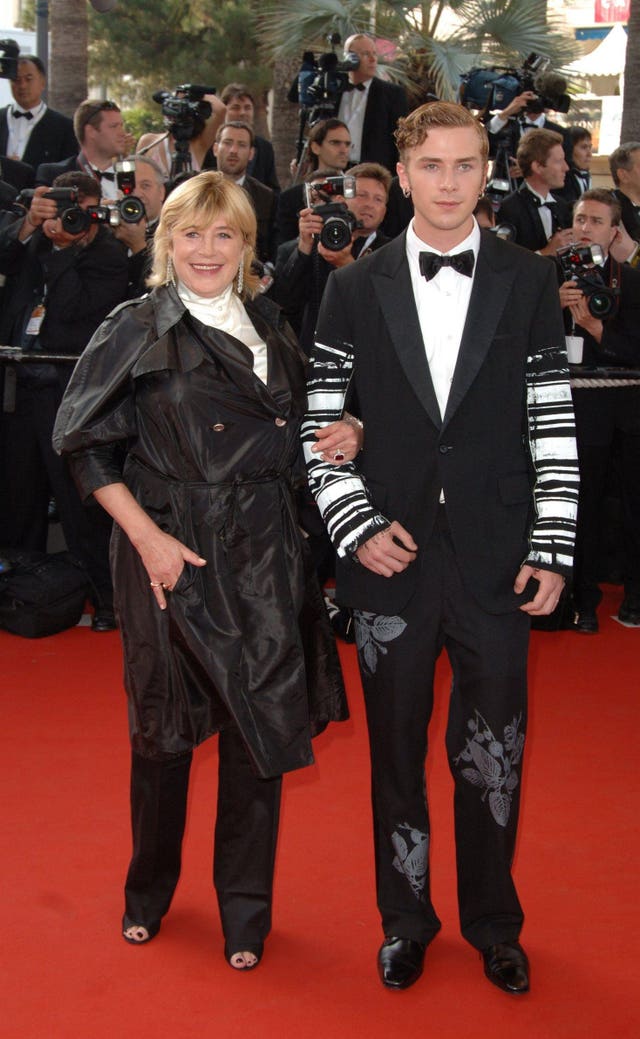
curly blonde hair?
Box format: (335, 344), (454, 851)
(395, 101), (489, 165)
(148, 171), (259, 299)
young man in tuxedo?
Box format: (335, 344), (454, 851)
(498, 128), (573, 253)
(36, 99), (129, 197)
(303, 102), (578, 994)
(0, 56), (77, 171)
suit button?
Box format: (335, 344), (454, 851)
(210, 423), (225, 432)
(439, 444), (452, 454)
(275, 417), (287, 427)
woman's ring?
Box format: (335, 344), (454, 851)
(333, 449), (345, 462)
(150, 581), (161, 588)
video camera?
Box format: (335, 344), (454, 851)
(557, 243), (620, 319)
(152, 84), (214, 143)
(297, 34), (359, 120)
(19, 187), (146, 234)
(304, 174), (360, 251)
(0, 38), (19, 81)
(459, 53), (570, 117)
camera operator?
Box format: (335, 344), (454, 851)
(113, 156), (167, 298)
(558, 189), (640, 632)
(0, 172), (129, 630)
(486, 87), (567, 166)
(497, 129), (573, 253)
(202, 83), (280, 192)
(335, 34), (407, 173)
(213, 121), (276, 264)
(35, 99), (133, 198)
(137, 90), (226, 178)
(273, 162), (390, 355)
(274, 118), (351, 249)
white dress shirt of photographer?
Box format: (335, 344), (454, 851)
(487, 90), (567, 149)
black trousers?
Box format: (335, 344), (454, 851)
(572, 387), (640, 609)
(354, 509), (530, 951)
(124, 726), (282, 947)
(0, 377), (113, 607)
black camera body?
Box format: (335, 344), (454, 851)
(557, 243), (620, 320)
(0, 38), (19, 81)
(304, 175), (360, 251)
(62, 197), (146, 234)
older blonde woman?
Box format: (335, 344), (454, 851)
(53, 172), (349, 969)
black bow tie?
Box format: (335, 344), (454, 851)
(527, 190), (557, 211)
(91, 167), (115, 182)
(522, 121), (539, 130)
(345, 82), (366, 92)
(419, 249), (474, 281)
(13, 109), (33, 120)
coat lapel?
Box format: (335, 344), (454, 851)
(370, 235), (442, 429)
(442, 230), (519, 428)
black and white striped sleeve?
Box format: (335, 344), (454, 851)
(301, 280), (389, 558)
(524, 343), (579, 575)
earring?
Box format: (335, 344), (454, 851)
(236, 256), (244, 295)
(166, 255), (174, 282)
(402, 185), (411, 199)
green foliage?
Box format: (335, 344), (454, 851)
(121, 106), (160, 139)
(88, 0), (270, 110)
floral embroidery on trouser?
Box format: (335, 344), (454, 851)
(391, 823), (428, 901)
(454, 710), (525, 828)
(354, 610), (407, 675)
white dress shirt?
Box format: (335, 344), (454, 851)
(525, 183), (556, 241)
(405, 218), (480, 420)
(6, 101), (47, 160)
(338, 79), (371, 163)
(177, 280), (268, 384)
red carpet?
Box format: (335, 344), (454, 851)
(2, 584), (639, 1038)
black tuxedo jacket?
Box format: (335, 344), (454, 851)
(1, 107), (77, 170)
(613, 189), (640, 241)
(0, 155), (34, 192)
(241, 174), (276, 263)
(561, 258), (640, 368)
(274, 183), (306, 251)
(498, 183), (572, 251)
(35, 154), (83, 187)
(354, 78), (408, 173)
(306, 231), (577, 615)
(203, 135), (280, 192)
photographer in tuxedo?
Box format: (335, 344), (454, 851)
(302, 101), (578, 994)
(558, 189), (640, 632)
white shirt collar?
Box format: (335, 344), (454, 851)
(406, 216), (480, 267)
(526, 183), (556, 206)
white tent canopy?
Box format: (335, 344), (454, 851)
(566, 23), (627, 77)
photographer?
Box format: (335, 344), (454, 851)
(487, 86), (568, 165)
(36, 99), (132, 197)
(274, 119), (351, 249)
(558, 189), (640, 632)
(113, 156), (167, 298)
(0, 172), (129, 630)
(273, 163), (390, 354)
(498, 129), (573, 253)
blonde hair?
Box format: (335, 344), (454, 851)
(395, 101), (489, 165)
(148, 171), (259, 298)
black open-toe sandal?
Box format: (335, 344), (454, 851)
(224, 940), (264, 971)
(122, 916), (161, 945)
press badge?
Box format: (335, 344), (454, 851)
(565, 335), (584, 365)
(25, 303), (46, 336)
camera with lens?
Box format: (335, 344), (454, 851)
(297, 34), (359, 119)
(557, 243), (620, 320)
(61, 197), (146, 234)
(152, 83), (215, 143)
(459, 52), (570, 117)
(304, 175), (360, 251)
(0, 38), (19, 81)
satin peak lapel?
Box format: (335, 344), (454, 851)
(371, 240), (441, 430)
(442, 237), (518, 429)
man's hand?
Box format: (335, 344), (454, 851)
(514, 564), (565, 615)
(609, 223), (638, 264)
(297, 206), (324, 255)
(539, 227), (574, 256)
(18, 185), (58, 241)
(501, 90), (539, 120)
(356, 521), (417, 577)
(559, 279), (603, 342)
(113, 218), (148, 254)
(317, 238), (355, 268)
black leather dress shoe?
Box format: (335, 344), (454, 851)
(377, 937), (426, 990)
(482, 941), (529, 994)
(571, 608), (599, 634)
(92, 607), (117, 632)
(618, 596), (640, 625)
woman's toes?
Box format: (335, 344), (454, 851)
(124, 925), (150, 943)
(229, 951), (258, 969)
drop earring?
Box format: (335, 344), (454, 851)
(402, 185), (411, 199)
(236, 256), (244, 295)
(166, 255), (174, 282)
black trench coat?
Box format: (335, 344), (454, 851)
(53, 284), (347, 778)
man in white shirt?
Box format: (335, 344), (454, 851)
(498, 128), (573, 253)
(336, 33), (407, 173)
(303, 101), (578, 995)
(36, 99), (129, 199)
(0, 56), (77, 170)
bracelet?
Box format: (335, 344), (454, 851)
(343, 413), (363, 430)
(628, 244), (640, 268)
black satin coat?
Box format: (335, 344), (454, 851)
(53, 284), (347, 777)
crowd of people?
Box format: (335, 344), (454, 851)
(1, 32), (639, 994)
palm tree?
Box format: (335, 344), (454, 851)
(49, 0), (88, 115)
(621, 0), (640, 141)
